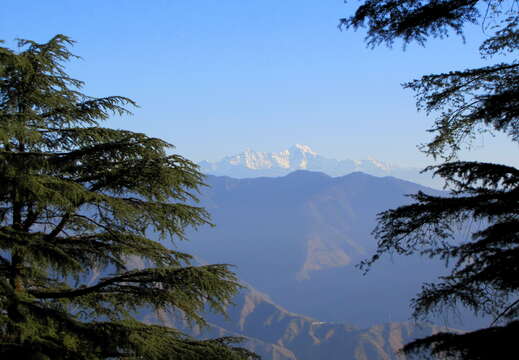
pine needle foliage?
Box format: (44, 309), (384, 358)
(0, 35), (258, 360)
(342, 1), (518, 359)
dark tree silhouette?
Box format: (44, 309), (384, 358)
(342, 1), (518, 358)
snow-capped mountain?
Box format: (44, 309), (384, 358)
(199, 144), (441, 188)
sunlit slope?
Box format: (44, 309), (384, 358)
(144, 286), (448, 360)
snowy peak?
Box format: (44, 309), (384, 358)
(227, 148), (277, 169)
(198, 145), (440, 189)
(201, 144), (389, 174)
(213, 144), (321, 171)
(291, 144), (317, 155)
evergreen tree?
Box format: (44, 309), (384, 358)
(341, 1), (518, 359)
(0, 35), (258, 360)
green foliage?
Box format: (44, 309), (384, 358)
(0, 35), (258, 359)
(344, 1), (518, 359)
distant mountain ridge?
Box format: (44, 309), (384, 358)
(199, 145), (441, 188)
(144, 286), (450, 360)
(125, 255), (448, 360)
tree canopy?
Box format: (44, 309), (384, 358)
(343, 1), (518, 359)
(0, 35), (258, 360)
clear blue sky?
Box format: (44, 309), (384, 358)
(2, 0), (517, 167)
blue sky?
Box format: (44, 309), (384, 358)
(2, 0), (517, 167)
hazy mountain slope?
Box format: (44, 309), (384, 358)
(144, 286), (449, 360)
(180, 171), (481, 328)
(199, 145), (441, 188)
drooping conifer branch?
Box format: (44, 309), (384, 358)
(344, 1), (518, 358)
(0, 35), (256, 359)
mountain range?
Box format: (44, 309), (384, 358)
(198, 145), (442, 189)
(143, 286), (451, 360)
(180, 171), (458, 327)
(146, 170), (479, 359)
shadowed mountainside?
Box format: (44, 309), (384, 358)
(179, 171), (483, 329)
(179, 171), (441, 326)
